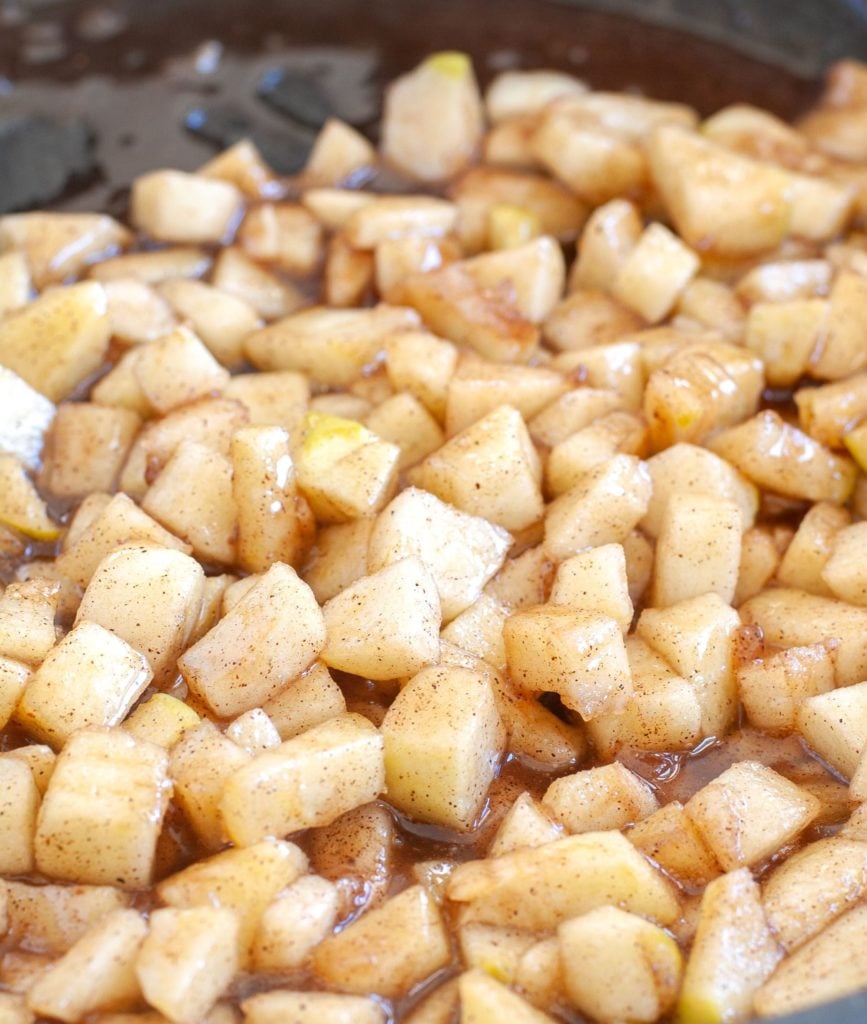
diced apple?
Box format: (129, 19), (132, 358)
(796, 682), (867, 777)
(16, 621), (151, 749)
(220, 713), (385, 845)
(739, 631), (836, 729)
(763, 837), (867, 952)
(504, 605), (632, 720)
(382, 665), (504, 831)
(26, 910), (146, 1023)
(651, 494), (742, 607)
(156, 838), (307, 958)
(741, 588), (867, 687)
(382, 52), (483, 182)
(0, 455), (60, 541)
(637, 593), (740, 738)
(649, 125), (791, 257)
(242, 991), (386, 1024)
(180, 562), (325, 717)
(458, 969), (558, 1023)
(76, 544), (204, 685)
(252, 874), (338, 972)
(124, 694), (200, 750)
(677, 869), (780, 1024)
(313, 885), (450, 998)
(753, 903), (867, 1019)
(136, 907), (239, 1024)
(34, 728), (170, 888)
(544, 454), (651, 562)
(0, 758), (40, 875)
(447, 831), (680, 930)
(321, 555), (440, 679)
(56, 492), (191, 587)
(685, 761), (820, 870)
(627, 801), (721, 890)
(131, 170), (242, 244)
(559, 906), (682, 1024)
(542, 762), (657, 833)
(246, 304), (418, 388)
(489, 792), (563, 857)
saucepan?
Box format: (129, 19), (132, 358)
(1, 1), (866, 1022)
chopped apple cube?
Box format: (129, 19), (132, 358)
(459, 969), (558, 1023)
(252, 874), (338, 972)
(136, 907), (240, 1024)
(637, 593), (741, 738)
(738, 643), (836, 735)
(393, 263), (539, 364)
(753, 903), (867, 1019)
(321, 557), (441, 680)
(544, 454), (651, 562)
(123, 693), (200, 749)
(410, 405), (543, 532)
(559, 906), (682, 1024)
(231, 426), (313, 572)
(488, 792), (563, 857)
(142, 441), (237, 566)
(0, 578), (59, 666)
(56, 492), (191, 587)
(745, 580), (867, 683)
(40, 403), (140, 501)
(549, 544), (633, 634)
(313, 884), (450, 998)
(777, 501), (850, 596)
(368, 487), (511, 622)
(4, 880), (128, 955)
(239, 203), (322, 275)
(0, 454), (60, 541)
(709, 410), (856, 504)
(76, 544), (204, 685)
(132, 326), (230, 414)
(382, 52), (483, 182)
(677, 869), (780, 1024)
(586, 636), (703, 756)
(180, 562), (325, 717)
(295, 411), (400, 522)
(0, 211), (130, 287)
(627, 801), (721, 890)
(447, 831), (680, 930)
(0, 757), (40, 874)
(246, 304), (418, 388)
(685, 761), (820, 870)
(220, 713), (385, 845)
(35, 728), (170, 888)
(649, 125), (791, 257)
(764, 836), (867, 953)
(26, 910), (146, 1023)
(612, 222), (699, 323)
(381, 665), (505, 831)
(796, 681), (867, 777)
(651, 494), (742, 607)
(504, 605), (632, 720)
(16, 620), (151, 748)
(156, 838), (307, 958)
(262, 663), (347, 742)
(242, 991), (386, 1024)
(131, 170), (242, 244)
(542, 762), (657, 833)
